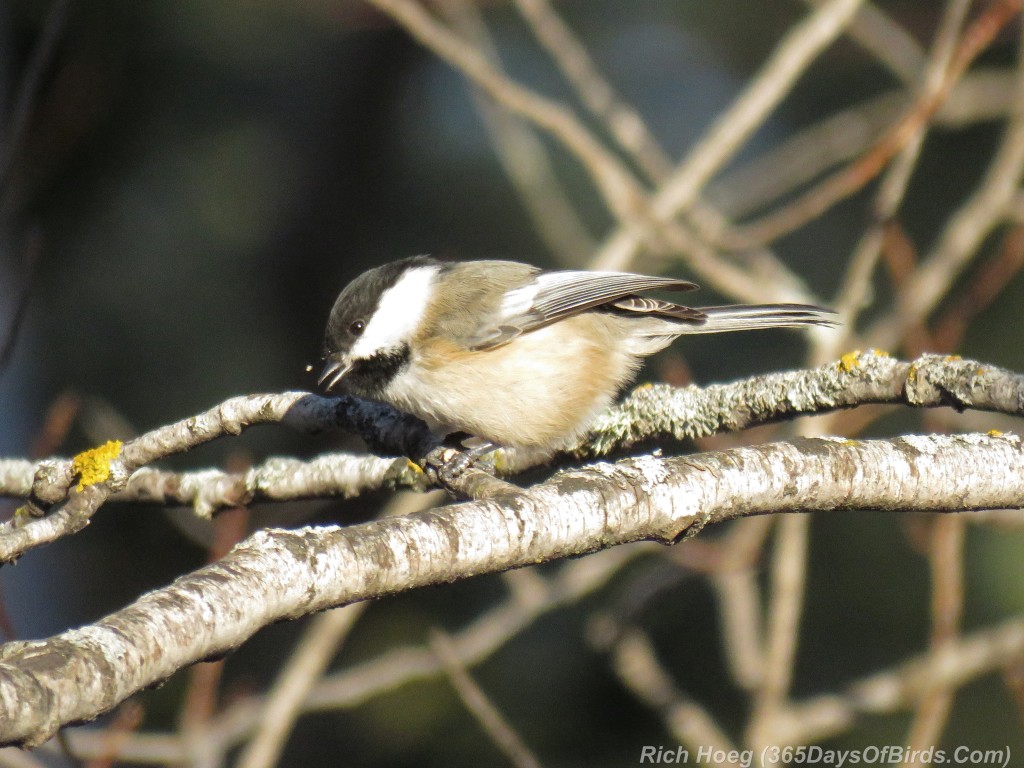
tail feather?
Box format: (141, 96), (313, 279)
(624, 302), (836, 356)
(694, 303), (838, 334)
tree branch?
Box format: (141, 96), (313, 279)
(0, 393), (440, 562)
(2, 351), (1021, 525)
(583, 351), (1024, 456)
(2, 431), (1024, 745)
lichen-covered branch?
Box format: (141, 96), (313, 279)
(115, 453), (415, 519)
(1, 432), (1023, 746)
(582, 350), (1024, 456)
(0, 351), (1021, 534)
(0, 394), (440, 562)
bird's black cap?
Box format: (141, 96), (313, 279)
(322, 255), (441, 358)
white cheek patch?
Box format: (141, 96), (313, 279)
(351, 265), (440, 359)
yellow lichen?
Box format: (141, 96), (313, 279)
(907, 363), (918, 384)
(837, 350), (862, 373)
(72, 440), (123, 491)
(988, 429), (1004, 437)
(944, 354), (962, 362)
(491, 448), (511, 473)
(868, 349), (890, 358)
(12, 504), (42, 527)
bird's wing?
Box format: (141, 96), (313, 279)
(466, 270), (698, 350)
(610, 296), (706, 322)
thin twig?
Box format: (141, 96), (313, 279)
(773, 616), (1024, 745)
(801, 0), (925, 85)
(436, 0), (595, 265)
(746, 515), (809, 755)
(0, 747), (48, 768)
(0, 230), (41, 379)
(235, 605), (367, 768)
(512, 0), (673, 182)
(931, 223), (1024, 350)
(707, 68), (1017, 224)
(430, 628), (543, 768)
(591, 0), (865, 270)
(735, 0), (1024, 248)
(900, 514), (964, 767)
(868, 8), (1024, 350)
(365, 0), (782, 301)
(364, 0), (649, 229)
(827, 0), (973, 357)
(591, 619), (739, 764)
(702, 516), (774, 691)
(0, 0), (73, 194)
(82, 702), (143, 768)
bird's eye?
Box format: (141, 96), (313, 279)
(349, 320), (366, 336)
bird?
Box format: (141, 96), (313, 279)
(319, 256), (835, 462)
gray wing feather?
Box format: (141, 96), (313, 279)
(467, 270), (698, 350)
(527, 272), (696, 317)
(611, 296), (706, 323)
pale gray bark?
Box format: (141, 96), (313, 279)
(1, 352), (1024, 744)
(2, 351), (1021, 520)
(1, 432), (1023, 745)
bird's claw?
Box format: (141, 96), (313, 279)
(423, 446), (477, 487)
(424, 437), (498, 488)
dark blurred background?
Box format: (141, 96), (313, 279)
(2, 1), (1024, 765)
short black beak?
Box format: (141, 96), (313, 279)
(318, 358), (351, 392)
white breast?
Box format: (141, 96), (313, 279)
(382, 314), (640, 452)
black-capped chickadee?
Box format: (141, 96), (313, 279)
(319, 257), (834, 459)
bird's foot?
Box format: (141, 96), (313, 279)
(422, 435), (520, 499)
(428, 434), (496, 484)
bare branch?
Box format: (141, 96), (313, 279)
(773, 616), (1024, 745)
(430, 629), (543, 768)
(512, 0), (672, 182)
(582, 351), (1024, 457)
(365, 0), (807, 303)
(748, 515), (810, 751)
(707, 68), (1017, 223)
(830, 0), (973, 347)
(2, 431), (1024, 745)
(436, 0), (595, 265)
(801, 0), (925, 85)
(363, 0), (648, 228)
(0, 393), (440, 561)
(6, 452), (413, 524)
(2, 351), (1022, 523)
(712, 561), (767, 691)
(591, 619), (738, 761)
(868, 13), (1024, 350)
(901, 516), (965, 765)
(235, 605), (367, 768)
(592, 0), (865, 271)
(115, 454), (410, 518)
(733, 0), (1024, 247)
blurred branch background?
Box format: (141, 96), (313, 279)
(2, 0), (1024, 765)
